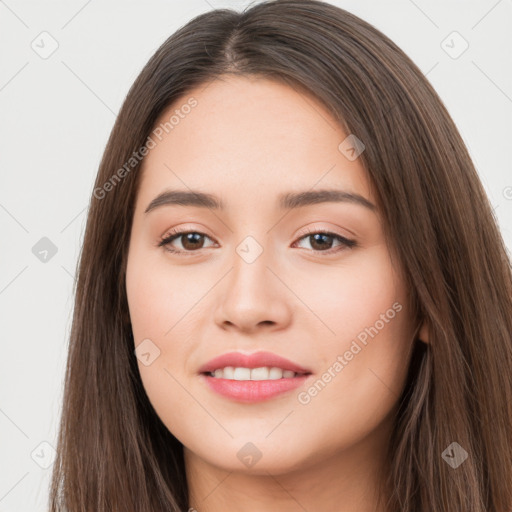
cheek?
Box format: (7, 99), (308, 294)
(299, 246), (405, 349)
(298, 246), (412, 412)
(125, 245), (206, 404)
(126, 245), (200, 341)
(126, 254), (196, 439)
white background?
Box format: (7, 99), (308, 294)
(1, 0), (511, 510)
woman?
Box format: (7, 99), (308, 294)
(49, 1), (512, 511)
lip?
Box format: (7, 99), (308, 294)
(198, 351), (313, 403)
(200, 373), (311, 403)
(198, 350), (312, 374)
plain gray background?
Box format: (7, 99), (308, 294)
(1, 0), (511, 510)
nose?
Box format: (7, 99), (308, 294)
(213, 242), (292, 334)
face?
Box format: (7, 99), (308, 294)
(125, 74), (417, 475)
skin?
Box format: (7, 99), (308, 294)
(125, 74), (429, 512)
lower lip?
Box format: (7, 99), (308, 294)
(200, 373), (311, 403)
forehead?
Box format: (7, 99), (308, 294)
(137, 75), (372, 210)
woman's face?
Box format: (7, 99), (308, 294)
(126, 75), (417, 475)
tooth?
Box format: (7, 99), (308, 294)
(208, 366), (300, 380)
(268, 367), (284, 379)
(233, 367), (251, 380)
(250, 367), (270, 380)
(223, 366), (235, 379)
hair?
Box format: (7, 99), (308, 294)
(49, 1), (512, 510)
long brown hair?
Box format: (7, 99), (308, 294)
(49, 1), (512, 510)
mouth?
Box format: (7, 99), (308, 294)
(198, 351), (313, 403)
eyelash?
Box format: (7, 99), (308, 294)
(158, 227), (357, 257)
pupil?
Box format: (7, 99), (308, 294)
(183, 233), (203, 249)
(311, 233), (332, 250)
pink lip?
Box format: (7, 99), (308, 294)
(198, 351), (313, 403)
(200, 374), (311, 403)
(198, 350), (311, 374)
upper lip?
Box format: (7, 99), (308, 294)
(198, 351), (312, 374)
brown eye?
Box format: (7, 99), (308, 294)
(158, 230), (216, 255)
(177, 232), (206, 250)
(294, 230), (356, 254)
(307, 233), (335, 251)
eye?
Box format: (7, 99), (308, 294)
(158, 228), (217, 255)
(292, 228), (357, 255)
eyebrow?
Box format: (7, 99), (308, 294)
(144, 188), (376, 214)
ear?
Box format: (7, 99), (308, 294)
(417, 320), (429, 344)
